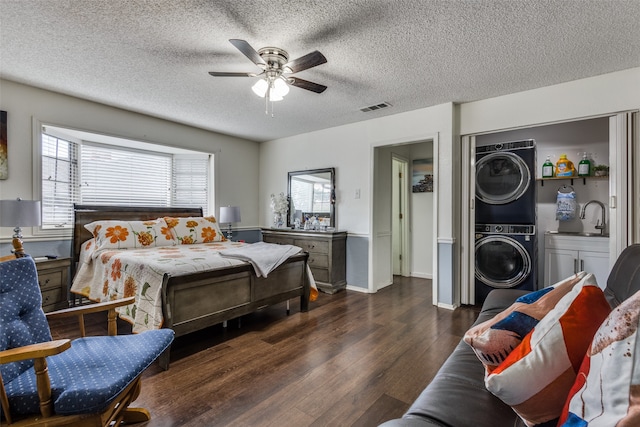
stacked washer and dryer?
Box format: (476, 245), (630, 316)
(474, 139), (537, 304)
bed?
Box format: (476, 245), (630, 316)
(70, 205), (310, 368)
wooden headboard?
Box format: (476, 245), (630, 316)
(72, 204), (203, 274)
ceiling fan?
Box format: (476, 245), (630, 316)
(209, 39), (328, 104)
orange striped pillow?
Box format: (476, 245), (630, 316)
(464, 272), (586, 371)
(485, 273), (611, 426)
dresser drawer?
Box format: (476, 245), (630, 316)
(294, 239), (329, 254)
(35, 257), (70, 311)
(38, 270), (65, 290)
(307, 254), (328, 269)
(41, 287), (63, 310)
(310, 267), (329, 283)
(264, 235), (295, 246)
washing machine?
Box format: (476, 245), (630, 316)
(475, 223), (537, 304)
(475, 139), (536, 224)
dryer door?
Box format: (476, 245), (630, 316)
(475, 235), (531, 288)
(476, 151), (531, 205)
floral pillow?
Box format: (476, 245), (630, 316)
(85, 219), (175, 250)
(163, 216), (226, 244)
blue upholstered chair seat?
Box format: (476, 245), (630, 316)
(5, 330), (173, 416)
(2, 257), (174, 424)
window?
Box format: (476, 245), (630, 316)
(290, 179), (332, 214)
(41, 134), (79, 228)
(40, 126), (212, 230)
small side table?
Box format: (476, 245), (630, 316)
(34, 257), (70, 312)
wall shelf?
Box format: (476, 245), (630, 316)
(537, 176), (608, 186)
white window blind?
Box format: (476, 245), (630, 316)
(41, 130), (212, 229)
(41, 134), (79, 228)
(172, 154), (209, 215)
(81, 142), (172, 206)
(313, 182), (332, 213)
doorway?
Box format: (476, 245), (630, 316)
(371, 141), (435, 292)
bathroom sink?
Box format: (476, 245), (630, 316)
(546, 231), (609, 238)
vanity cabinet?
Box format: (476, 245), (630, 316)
(262, 228), (347, 294)
(544, 234), (610, 289)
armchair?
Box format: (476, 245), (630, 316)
(0, 256), (174, 426)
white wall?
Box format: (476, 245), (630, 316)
(460, 68), (640, 135)
(0, 79), (260, 244)
(259, 103), (453, 292)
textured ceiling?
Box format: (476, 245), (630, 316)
(1, 0), (639, 142)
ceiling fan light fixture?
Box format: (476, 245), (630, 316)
(251, 77), (289, 101)
(272, 78), (289, 99)
(251, 78), (269, 97)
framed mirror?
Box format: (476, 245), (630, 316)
(287, 168), (335, 229)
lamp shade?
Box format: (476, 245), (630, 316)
(251, 78), (289, 101)
(219, 206), (241, 224)
(0, 199), (41, 227)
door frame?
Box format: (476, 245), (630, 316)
(462, 112), (637, 304)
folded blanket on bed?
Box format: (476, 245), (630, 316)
(219, 241), (301, 278)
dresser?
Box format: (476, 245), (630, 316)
(262, 229), (347, 294)
(34, 257), (70, 312)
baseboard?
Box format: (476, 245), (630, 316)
(436, 302), (457, 310)
(410, 272), (433, 279)
(345, 285), (374, 294)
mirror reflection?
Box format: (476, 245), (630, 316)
(288, 168), (335, 229)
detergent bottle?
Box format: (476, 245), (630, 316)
(578, 152), (591, 177)
(542, 156), (554, 178)
(555, 154), (576, 177)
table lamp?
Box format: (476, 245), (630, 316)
(0, 198), (41, 258)
(219, 206), (241, 241)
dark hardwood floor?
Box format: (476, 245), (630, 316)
(49, 277), (480, 426)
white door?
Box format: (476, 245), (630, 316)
(392, 157), (408, 275)
(580, 251), (610, 289)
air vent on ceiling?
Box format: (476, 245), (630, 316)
(360, 102), (392, 113)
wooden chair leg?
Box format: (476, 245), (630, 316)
(34, 357), (54, 418)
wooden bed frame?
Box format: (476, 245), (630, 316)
(71, 205), (310, 368)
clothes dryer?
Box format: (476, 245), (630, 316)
(475, 223), (537, 304)
(475, 139), (536, 224)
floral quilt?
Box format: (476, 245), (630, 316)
(71, 240), (249, 332)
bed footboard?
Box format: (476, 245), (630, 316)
(157, 252), (309, 369)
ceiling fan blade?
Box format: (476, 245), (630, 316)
(208, 71), (260, 77)
(285, 51), (327, 74)
(229, 39), (266, 66)
(289, 77), (327, 94)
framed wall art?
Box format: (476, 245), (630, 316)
(412, 157), (433, 193)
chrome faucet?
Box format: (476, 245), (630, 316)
(580, 200), (607, 235)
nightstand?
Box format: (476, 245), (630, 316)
(34, 257), (70, 312)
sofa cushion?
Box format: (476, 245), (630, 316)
(557, 290), (640, 426)
(400, 340), (520, 427)
(485, 273), (611, 426)
(464, 273), (585, 371)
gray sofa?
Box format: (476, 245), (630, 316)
(380, 243), (640, 427)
